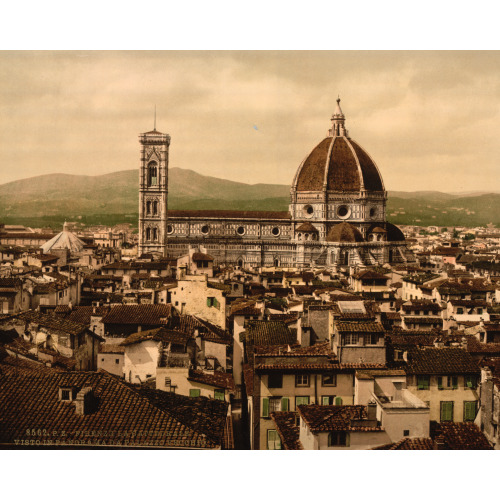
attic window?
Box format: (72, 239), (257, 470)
(59, 386), (76, 402)
(237, 226), (245, 235)
(201, 225), (209, 235)
(271, 227), (280, 236)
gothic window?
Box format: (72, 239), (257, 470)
(153, 201), (158, 215)
(146, 228), (151, 241)
(147, 161), (158, 186)
(152, 228), (158, 241)
(146, 201), (151, 215)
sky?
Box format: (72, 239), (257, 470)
(1, 50), (500, 192)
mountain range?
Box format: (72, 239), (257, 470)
(0, 168), (498, 229)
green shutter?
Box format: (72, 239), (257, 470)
(262, 397), (269, 417)
(437, 377), (443, 390)
(281, 397), (289, 411)
(464, 402), (476, 422)
(345, 432), (350, 447)
(296, 396), (309, 407)
(452, 376), (458, 389)
(322, 396), (330, 405)
(335, 397), (342, 406)
(275, 436), (282, 450)
(189, 389), (200, 397)
(207, 297), (212, 307)
(214, 389), (225, 401)
(441, 402), (453, 422)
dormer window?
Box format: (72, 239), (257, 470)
(58, 386), (77, 402)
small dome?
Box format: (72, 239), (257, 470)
(41, 224), (85, 254)
(326, 222), (364, 243)
(386, 222), (405, 242)
(371, 226), (387, 233)
(296, 222), (318, 233)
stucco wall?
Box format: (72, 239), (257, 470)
(123, 340), (161, 384)
(98, 352), (124, 377)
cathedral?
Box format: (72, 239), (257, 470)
(138, 100), (415, 268)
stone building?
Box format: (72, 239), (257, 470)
(138, 100), (415, 268)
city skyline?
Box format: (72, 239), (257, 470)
(1, 51), (500, 192)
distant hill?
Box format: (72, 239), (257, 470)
(0, 169), (498, 229)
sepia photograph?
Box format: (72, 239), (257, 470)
(1, 20), (500, 500)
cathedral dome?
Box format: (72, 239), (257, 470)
(326, 222), (364, 243)
(292, 100), (384, 193)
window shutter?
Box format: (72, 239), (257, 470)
(464, 402), (476, 421)
(189, 389), (200, 397)
(207, 298), (211, 307)
(281, 398), (289, 411)
(437, 377), (443, 389)
(345, 432), (350, 448)
(452, 376), (458, 389)
(262, 398), (269, 417)
(335, 397), (342, 406)
(322, 396), (330, 405)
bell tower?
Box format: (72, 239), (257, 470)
(138, 126), (170, 256)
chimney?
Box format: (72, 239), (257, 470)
(74, 387), (95, 415)
(393, 381), (403, 401)
(461, 337), (468, 350)
(367, 401), (377, 421)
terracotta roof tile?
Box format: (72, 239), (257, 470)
(0, 370), (227, 449)
(270, 411), (303, 450)
(405, 347), (480, 375)
(436, 422), (492, 450)
(187, 370), (235, 392)
(242, 320), (296, 346)
(298, 405), (384, 433)
(101, 304), (173, 325)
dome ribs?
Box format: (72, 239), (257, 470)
(295, 137), (332, 191)
(326, 137), (361, 192)
(348, 139), (384, 192)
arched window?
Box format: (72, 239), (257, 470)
(145, 228), (151, 241)
(153, 201), (158, 215)
(147, 161), (158, 186)
(152, 228), (158, 241)
(146, 201), (151, 214)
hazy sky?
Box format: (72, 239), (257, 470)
(1, 51), (499, 192)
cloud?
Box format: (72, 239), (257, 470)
(0, 51), (499, 192)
